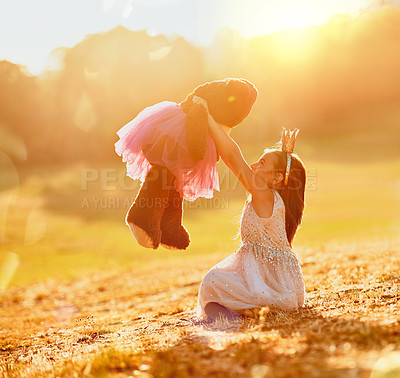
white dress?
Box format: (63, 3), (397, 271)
(196, 189), (305, 319)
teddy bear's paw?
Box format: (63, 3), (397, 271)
(160, 243), (179, 250)
(160, 225), (190, 250)
(127, 222), (158, 249)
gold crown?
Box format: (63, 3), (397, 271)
(281, 127), (300, 154)
(281, 128), (300, 185)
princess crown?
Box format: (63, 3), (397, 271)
(281, 128), (300, 185)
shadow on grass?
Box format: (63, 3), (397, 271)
(147, 306), (400, 377)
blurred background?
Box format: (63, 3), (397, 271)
(0, 0), (399, 289)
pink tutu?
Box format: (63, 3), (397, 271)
(115, 101), (219, 201)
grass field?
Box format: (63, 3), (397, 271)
(1, 151), (400, 377)
(1, 237), (399, 377)
(1, 154), (399, 287)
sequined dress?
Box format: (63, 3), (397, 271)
(196, 189), (305, 319)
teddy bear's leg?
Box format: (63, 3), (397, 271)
(160, 183), (190, 250)
(126, 165), (170, 249)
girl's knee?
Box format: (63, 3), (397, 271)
(201, 271), (217, 288)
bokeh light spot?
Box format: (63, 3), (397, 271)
(0, 252), (20, 292)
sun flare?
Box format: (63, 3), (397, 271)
(0, 0), (371, 74)
(228, 0), (370, 36)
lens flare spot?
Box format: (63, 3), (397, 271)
(148, 46), (172, 61)
(84, 68), (99, 80)
(53, 305), (78, 323)
(0, 123), (27, 162)
(0, 151), (20, 243)
(122, 0), (134, 18)
(24, 208), (47, 245)
(74, 92), (97, 132)
(371, 351), (400, 378)
(0, 252), (20, 292)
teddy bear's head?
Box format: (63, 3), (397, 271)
(180, 78), (258, 162)
(181, 78), (258, 127)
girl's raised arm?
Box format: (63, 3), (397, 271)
(193, 96), (269, 198)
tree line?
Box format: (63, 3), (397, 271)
(1, 7), (400, 167)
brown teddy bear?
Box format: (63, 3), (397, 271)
(115, 78), (258, 250)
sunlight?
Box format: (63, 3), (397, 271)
(225, 0), (370, 63)
(0, 0), (371, 74)
(228, 0), (370, 36)
(261, 2), (327, 33)
(268, 28), (318, 62)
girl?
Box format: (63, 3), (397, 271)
(193, 96), (306, 321)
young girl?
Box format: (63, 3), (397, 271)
(193, 96), (306, 321)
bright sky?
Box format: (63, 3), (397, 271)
(0, 0), (371, 75)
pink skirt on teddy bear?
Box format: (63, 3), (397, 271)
(115, 101), (219, 201)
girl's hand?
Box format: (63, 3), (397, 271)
(193, 95), (231, 135)
(192, 95), (209, 113)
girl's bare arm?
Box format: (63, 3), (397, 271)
(193, 96), (270, 198)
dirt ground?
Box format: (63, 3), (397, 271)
(1, 238), (400, 377)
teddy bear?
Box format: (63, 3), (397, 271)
(115, 78), (258, 250)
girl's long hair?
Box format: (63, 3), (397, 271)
(265, 148), (306, 247)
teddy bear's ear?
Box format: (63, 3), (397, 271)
(185, 103), (209, 161)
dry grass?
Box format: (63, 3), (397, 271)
(1, 238), (400, 377)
